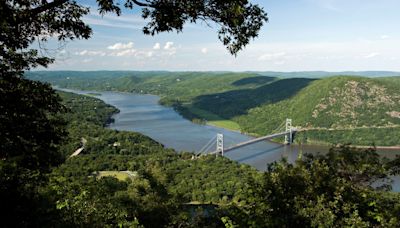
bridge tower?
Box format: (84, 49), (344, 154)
(285, 118), (293, 144)
(216, 133), (224, 156)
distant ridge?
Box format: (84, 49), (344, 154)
(254, 71), (400, 78)
(28, 70), (400, 79)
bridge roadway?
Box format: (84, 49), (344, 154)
(209, 129), (297, 155)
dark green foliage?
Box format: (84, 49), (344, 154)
(238, 146), (400, 227)
(60, 91), (119, 126)
(165, 156), (258, 204)
(0, 77), (67, 227)
(1, 77), (66, 170)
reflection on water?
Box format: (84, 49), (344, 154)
(58, 88), (400, 191)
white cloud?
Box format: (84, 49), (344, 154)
(380, 35), (390, 40)
(109, 49), (136, 57)
(164, 42), (174, 50)
(153, 43), (160, 50)
(258, 52), (287, 61)
(201, 48), (208, 54)
(108, 42), (134, 50)
(160, 42), (177, 56)
(75, 50), (106, 56)
(364, 52), (380, 58)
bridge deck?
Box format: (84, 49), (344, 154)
(209, 130), (296, 155)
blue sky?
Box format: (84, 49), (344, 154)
(45, 0), (400, 71)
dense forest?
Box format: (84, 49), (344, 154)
(28, 71), (400, 146)
(4, 90), (399, 227)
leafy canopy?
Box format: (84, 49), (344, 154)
(1, 0), (267, 76)
(99, 0), (268, 55)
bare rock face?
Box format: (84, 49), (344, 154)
(311, 80), (400, 128)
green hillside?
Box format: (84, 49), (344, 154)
(231, 76), (400, 146)
(197, 76), (400, 146)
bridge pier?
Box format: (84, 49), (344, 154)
(285, 118), (293, 145)
(216, 133), (224, 156)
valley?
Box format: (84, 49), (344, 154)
(28, 71), (400, 146)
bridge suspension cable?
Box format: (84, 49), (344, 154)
(201, 118), (296, 156)
(197, 135), (216, 155)
(272, 120), (287, 134)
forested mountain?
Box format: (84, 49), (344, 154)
(232, 76), (400, 146)
(28, 71), (400, 146)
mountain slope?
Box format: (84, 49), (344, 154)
(231, 76), (400, 145)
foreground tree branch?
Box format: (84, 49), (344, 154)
(27, 0), (69, 17)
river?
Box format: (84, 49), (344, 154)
(59, 88), (400, 191)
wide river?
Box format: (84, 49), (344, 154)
(61, 88), (400, 191)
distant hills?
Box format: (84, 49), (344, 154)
(27, 71), (400, 146)
(255, 71), (400, 78)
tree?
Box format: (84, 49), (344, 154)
(0, 76), (67, 227)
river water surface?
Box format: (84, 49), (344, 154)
(60, 88), (400, 191)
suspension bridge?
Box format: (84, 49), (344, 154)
(197, 118), (297, 156)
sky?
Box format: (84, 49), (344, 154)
(43, 0), (400, 71)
